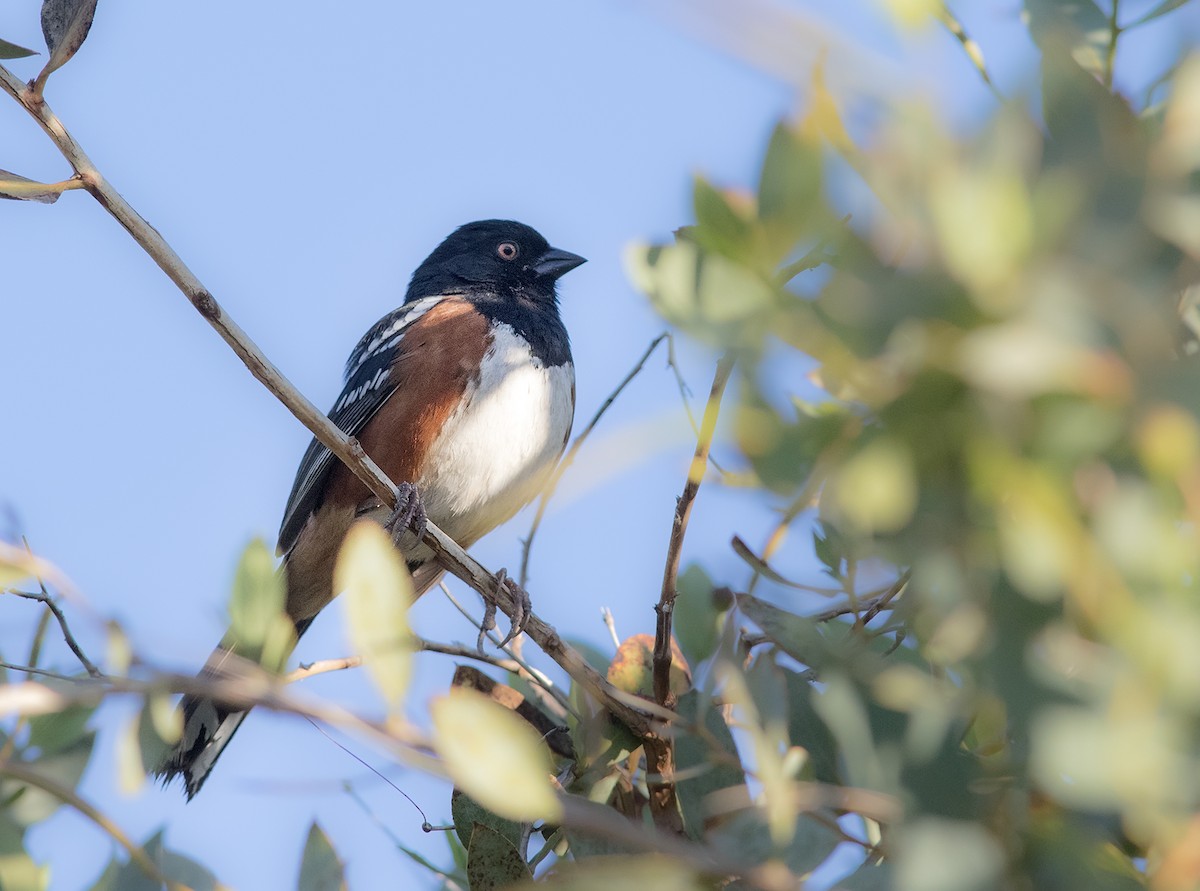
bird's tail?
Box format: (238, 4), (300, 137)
(156, 616), (316, 800)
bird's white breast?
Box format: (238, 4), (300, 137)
(415, 322), (574, 545)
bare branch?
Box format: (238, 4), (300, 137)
(5, 587), (101, 677)
(0, 62), (656, 739)
(654, 353), (735, 706)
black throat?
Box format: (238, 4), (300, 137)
(464, 285), (572, 368)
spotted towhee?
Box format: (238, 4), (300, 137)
(158, 220), (585, 798)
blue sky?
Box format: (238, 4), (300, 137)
(1, 2), (1196, 889)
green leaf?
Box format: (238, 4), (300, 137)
(837, 861), (892, 891)
(735, 595), (830, 670)
(784, 670), (842, 785)
(27, 703), (95, 755)
(758, 122), (823, 243)
(299, 822), (347, 891)
(673, 564), (724, 666)
(709, 810), (842, 876)
(465, 823), (530, 891)
(431, 689), (560, 823)
(1023, 0), (1110, 78)
(1, 735), (94, 826)
(691, 177), (758, 265)
(0, 37), (37, 59)
(518, 854), (707, 889)
(451, 790), (523, 851)
(144, 832), (220, 891)
(895, 818), (1005, 891)
(334, 521), (413, 708)
(227, 537), (293, 671)
(38, 0), (98, 81)
(736, 397), (850, 495)
(0, 810), (48, 891)
(674, 690), (747, 839)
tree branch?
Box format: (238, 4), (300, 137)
(654, 353), (735, 706)
(0, 760), (185, 891)
(5, 587), (101, 677)
(0, 61), (656, 739)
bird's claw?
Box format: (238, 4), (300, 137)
(475, 568), (531, 651)
(384, 482), (427, 543)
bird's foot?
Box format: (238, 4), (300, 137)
(384, 482), (427, 543)
(477, 568), (531, 651)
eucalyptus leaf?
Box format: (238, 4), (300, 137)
(38, 0), (97, 82)
(299, 822), (347, 891)
(0, 37), (37, 59)
(465, 823), (530, 891)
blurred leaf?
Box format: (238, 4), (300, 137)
(334, 521), (412, 708)
(87, 858), (118, 891)
(838, 860), (892, 890)
(0, 810), (47, 891)
(115, 712), (145, 795)
(673, 564), (724, 666)
(784, 671), (842, 786)
(227, 537), (293, 672)
(510, 855), (706, 890)
(709, 809), (842, 877)
(758, 122), (824, 253)
(431, 689), (560, 823)
(731, 536), (813, 590)
(137, 699), (175, 782)
(735, 595), (830, 671)
(606, 633), (690, 700)
(299, 822), (347, 891)
(691, 177), (759, 265)
(143, 832), (221, 891)
(27, 703), (94, 756)
(896, 818), (1005, 891)
(0, 37), (37, 59)
(451, 790), (523, 851)
(736, 397), (851, 495)
(1, 735), (94, 825)
(466, 823), (530, 890)
(1023, 0), (1110, 77)
(38, 0), (97, 82)
(813, 520), (849, 580)
(625, 241), (777, 346)
(829, 436), (919, 535)
(674, 690), (747, 839)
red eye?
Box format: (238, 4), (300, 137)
(497, 242), (519, 261)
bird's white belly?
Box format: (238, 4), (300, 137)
(415, 324), (574, 546)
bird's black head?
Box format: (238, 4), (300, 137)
(405, 220), (586, 305)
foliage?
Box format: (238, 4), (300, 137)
(3, 0), (1200, 889)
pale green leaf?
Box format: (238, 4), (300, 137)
(1126, 0), (1191, 27)
(431, 689), (560, 823)
(509, 855), (706, 890)
(334, 521), (413, 709)
(299, 822), (347, 891)
(228, 538), (286, 650)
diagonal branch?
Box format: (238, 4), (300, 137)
(653, 352), (735, 706)
(0, 760), (185, 890)
(0, 62), (656, 739)
(6, 587), (101, 678)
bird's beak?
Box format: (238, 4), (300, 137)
(533, 247), (587, 280)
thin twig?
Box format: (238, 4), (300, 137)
(1104, 0), (1121, 91)
(937, 3), (1003, 99)
(287, 656), (363, 683)
(601, 608), (620, 650)
(0, 660), (88, 682)
(0, 63), (656, 739)
(439, 582), (574, 716)
(520, 333), (671, 587)
(654, 353), (735, 706)
(5, 588), (101, 677)
(0, 760), (186, 890)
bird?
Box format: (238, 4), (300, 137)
(157, 219), (585, 799)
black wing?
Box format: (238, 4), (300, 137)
(276, 296), (446, 555)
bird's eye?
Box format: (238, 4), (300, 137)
(496, 242), (519, 261)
